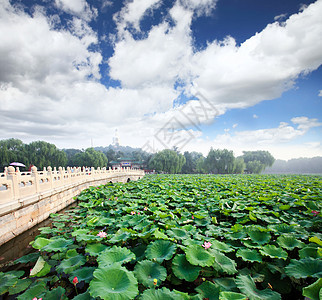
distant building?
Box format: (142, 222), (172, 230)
(110, 157), (145, 169)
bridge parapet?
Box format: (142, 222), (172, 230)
(0, 166), (144, 245)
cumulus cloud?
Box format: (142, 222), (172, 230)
(319, 90), (322, 96)
(55, 0), (97, 21)
(0, 0), (322, 157)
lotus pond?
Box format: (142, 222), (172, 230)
(0, 174), (321, 299)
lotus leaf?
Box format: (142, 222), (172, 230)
(141, 287), (184, 299)
(195, 281), (220, 300)
(236, 248), (262, 263)
(16, 281), (47, 300)
(247, 230), (271, 245)
(235, 275), (281, 300)
(89, 266), (138, 300)
(172, 254), (201, 282)
(259, 245), (288, 260)
(14, 252), (40, 264)
(30, 256), (52, 277)
(276, 235), (305, 250)
(134, 260), (167, 288)
(8, 278), (32, 295)
(85, 243), (108, 256)
(185, 245), (216, 267)
(285, 258), (322, 279)
(98, 246), (135, 266)
(44, 286), (67, 300)
(69, 267), (96, 284)
(0, 272), (18, 295)
(299, 247), (319, 259)
(145, 240), (177, 263)
(212, 250), (237, 275)
(72, 291), (91, 300)
(219, 291), (247, 300)
(302, 278), (322, 300)
(57, 254), (86, 274)
(42, 238), (74, 252)
(167, 228), (189, 240)
(210, 240), (234, 253)
(32, 237), (51, 249)
(213, 277), (238, 292)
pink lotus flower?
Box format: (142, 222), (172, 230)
(192, 215), (194, 220)
(144, 207), (148, 211)
(73, 276), (79, 285)
(202, 241), (212, 249)
(131, 211), (136, 215)
(312, 210), (319, 216)
(97, 231), (107, 238)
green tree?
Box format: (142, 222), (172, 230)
(0, 139), (27, 171)
(241, 150), (275, 174)
(149, 149), (186, 173)
(182, 151), (205, 174)
(195, 156), (206, 174)
(64, 149), (82, 166)
(205, 148), (235, 174)
(232, 157), (246, 174)
(26, 141), (67, 169)
(73, 148), (108, 168)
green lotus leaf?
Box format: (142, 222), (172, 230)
(236, 249), (262, 263)
(8, 278), (32, 295)
(285, 258), (322, 279)
(145, 240), (177, 263)
(213, 277), (237, 292)
(220, 291), (247, 300)
(247, 230), (271, 245)
(210, 240), (234, 253)
(172, 254), (201, 282)
(57, 254), (86, 274)
(14, 252), (40, 264)
(30, 256), (52, 277)
(72, 290), (91, 300)
(109, 230), (131, 243)
(235, 275), (281, 300)
(268, 224), (296, 235)
(185, 245), (216, 267)
(167, 228), (190, 240)
(259, 245), (288, 260)
(16, 281), (47, 300)
(195, 281), (220, 300)
(213, 250), (237, 275)
(299, 247), (320, 259)
(132, 243), (147, 261)
(85, 243), (108, 256)
(44, 287), (67, 300)
(69, 267), (96, 284)
(276, 235), (305, 250)
(134, 260), (167, 288)
(32, 237), (51, 249)
(225, 232), (247, 240)
(153, 228), (169, 240)
(42, 238), (74, 252)
(302, 278), (322, 300)
(98, 246), (135, 266)
(141, 287), (184, 299)
(193, 218), (210, 226)
(0, 272), (18, 295)
(309, 236), (322, 246)
(89, 266), (138, 300)
(242, 240), (261, 249)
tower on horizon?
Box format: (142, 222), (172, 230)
(112, 129), (120, 147)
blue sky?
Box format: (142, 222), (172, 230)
(0, 0), (321, 160)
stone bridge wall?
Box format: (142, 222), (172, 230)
(0, 166), (144, 246)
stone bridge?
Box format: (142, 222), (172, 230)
(0, 166), (144, 246)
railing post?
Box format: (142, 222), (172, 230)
(7, 166), (19, 201)
(47, 166), (53, 189)
(31, 166), (40, 194)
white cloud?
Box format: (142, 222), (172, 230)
(55, 0), (97, 21)
(232, 123), (238, 128)
(253, 114), (259, 119)
(114, 0), (161, 34)
(319, 90), (322, 96)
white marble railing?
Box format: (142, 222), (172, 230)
(0, 166), (144, 206)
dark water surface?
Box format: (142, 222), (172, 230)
(0, 202), (77, 271)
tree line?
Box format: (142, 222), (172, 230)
(0, 138), (274, 174)
(149, 148), (275, 174)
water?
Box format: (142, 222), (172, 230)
(0, 202), (77, 271)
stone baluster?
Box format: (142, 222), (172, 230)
(7, 166), (19, 200)
(31, 166), (40, 194)
(47, 166), (53, 189)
